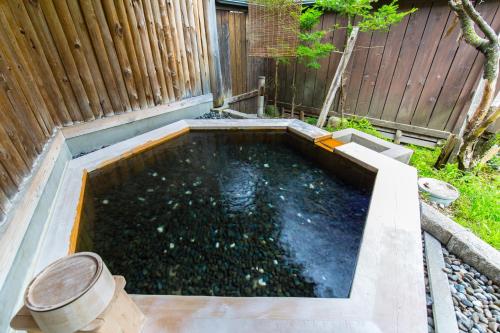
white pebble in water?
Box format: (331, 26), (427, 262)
(258, 268), (264, 273)
(322, 276), (327, 281)
(279, 195), (285, 201)
(185, 159), (191, 164)
(102, 199), (109, 205)
(273, 260), (278, 265)
(263, 163), (269, 168)
(161, 177), (166, 181)
(169, 243), (175, 249)
(245, 274), (251, 280)
(157, 226), (164, 233)
(167, 200), (173, 205)
(243, 234), (249, 239)
(215, 242), (220, 249)
(307, 218), (312, 223)
(257, 278), (267, 287)
(147, 188), (154, 192)
(185, 190), (192, 195)
(152, 172), (158, 177)
(297, 213), (303, 218)
(138, 197), (146, 202)
(172, 203), (179, 209)
(309, 183), (315, 189)
(190, 238), (195, 243)
(230, 243), (236, 248)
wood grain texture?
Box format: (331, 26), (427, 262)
(0, 1), (213, 218)
(215, 0), (500, 138)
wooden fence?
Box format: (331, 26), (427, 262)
(0, 0), (214, 218)
(216, 8), (265, 112)
(217, 0), (500, 140)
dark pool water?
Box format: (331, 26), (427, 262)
(81, 132), (372, 298)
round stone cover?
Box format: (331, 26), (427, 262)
(25, 252), (104, 311)
(418, 177), (459, 201)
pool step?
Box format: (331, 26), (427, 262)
(315, 137), (344, 152)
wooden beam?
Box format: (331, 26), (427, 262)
(203, 0), (224, 107)
(317, 27), (359, 128)
(276, 101), (451, 139)
(226, 89), (258, 104)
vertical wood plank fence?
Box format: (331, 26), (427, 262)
(216, 8), (265, 112)
(217, 0), (500, 139)
(0, 0), (213, 218)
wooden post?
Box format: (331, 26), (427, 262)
(203, 0), (224, 107)
(394, 130), (403, 144)
(257, 76), (265, 117)
(316, 27), (359, 128)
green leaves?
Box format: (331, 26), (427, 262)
(358, 2), (417, 32)
(316, 0), (416, 32)
(316, 0), (373, 18)
(300, 7), (323, 30)
(296, 7), (334, 69)
(295, 0), (416, 69)
(297, 43), (335, 69)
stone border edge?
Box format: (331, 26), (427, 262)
(420, 201), (500, 284)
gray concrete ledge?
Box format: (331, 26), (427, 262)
(332, 128), (413, 164)
(37, 119), (426, 333)
(0, 96), (213, 333)
(63, 94), (212, 156)
(424, 232), (459, 333)
(421, 202), (500, 284)
(221, 109), (258, 119)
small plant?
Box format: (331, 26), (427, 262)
(265, 105), (281, 118)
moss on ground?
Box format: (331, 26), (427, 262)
(305, 116), (500, 249)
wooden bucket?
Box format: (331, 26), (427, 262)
(24, 252), (115, 333)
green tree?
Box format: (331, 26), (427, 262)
(315, 0), (416, 124)
(253, 0), (415, 120)
(434, 0), (499, 171)
(289, 6), (335, 117)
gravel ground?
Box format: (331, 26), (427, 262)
(196, 111), (231, 119)
(442, 247), (500, 333)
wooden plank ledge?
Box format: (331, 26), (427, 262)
(315, 138), (344, 152)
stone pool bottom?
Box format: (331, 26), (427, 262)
(80, 131), (372, 298)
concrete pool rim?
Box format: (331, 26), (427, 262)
(0, 95), (213, 332)
(34, 119), (426, 332)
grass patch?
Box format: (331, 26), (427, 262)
(306, 116), (500, 249)
(409, 146), (499, 249)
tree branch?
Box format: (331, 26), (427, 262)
(461, 0), (498, 44)
(448, 0), (488, 49)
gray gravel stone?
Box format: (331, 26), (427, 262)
(442, 249), (500, 333)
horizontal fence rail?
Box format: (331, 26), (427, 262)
(0, 0), (213, 219)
